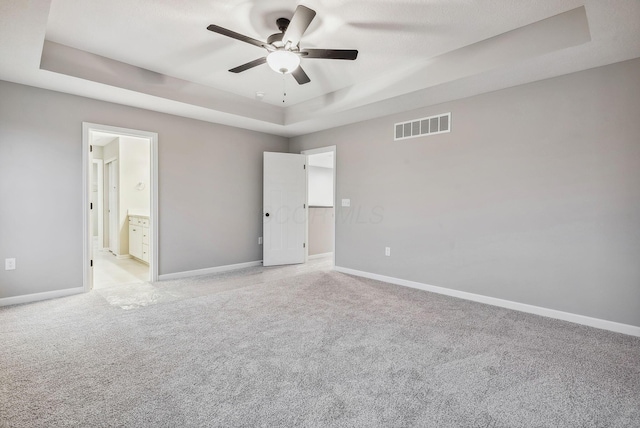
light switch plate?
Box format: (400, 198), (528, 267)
(5, 258), (16, 270)
(341, 199), (351, 207)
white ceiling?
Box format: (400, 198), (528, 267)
(1, 1), (639, 137)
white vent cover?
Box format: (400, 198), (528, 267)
(394, 112), (451, 141)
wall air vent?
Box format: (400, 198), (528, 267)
(394, 112), (451, 141)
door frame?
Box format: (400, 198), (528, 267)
(82, 122), (159, 292)
(92, 158), (104, 251)
(301, 145), (336, 267)
(104, 158), (119, 255)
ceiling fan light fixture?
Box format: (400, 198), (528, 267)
(266, 50), (300, 74)
(207, 5), (357, 85)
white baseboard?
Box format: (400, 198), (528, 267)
(334, 266), (640, 338)
(129, 255), (149, 265)
(116, 254), (131, 260)
(0, 287), (84, 307)
(158, 260), (263, 281)
(308, 252), (333, 260)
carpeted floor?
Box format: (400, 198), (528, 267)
(1, 265), (639, 427)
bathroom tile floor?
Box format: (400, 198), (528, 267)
(93, 249), (149, 290)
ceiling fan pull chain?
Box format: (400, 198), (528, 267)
(282, 74), (287, 104)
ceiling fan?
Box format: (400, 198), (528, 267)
(207, 5), (358, 85)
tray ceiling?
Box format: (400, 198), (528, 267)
(1, 1), (639, 136)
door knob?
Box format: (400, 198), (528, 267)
(265, 213), (270, 217)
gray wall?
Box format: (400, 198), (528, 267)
(290, 57), (640, 327)
(0, 81), (288, 298)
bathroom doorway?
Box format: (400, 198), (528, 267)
(82, 123), (158, 292)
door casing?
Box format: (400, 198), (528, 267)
(91, 159), (104, 251)
(105, 159), (119, 255)
(82, 122), (159, 291)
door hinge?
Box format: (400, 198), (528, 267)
(90, 260), (93, 267)
(303, 164), (306, 169)
(90, 202), (93, 210)
(90, 145), (93, 153)
(303, 243), (306, 248)
(303, 203), (306, 209)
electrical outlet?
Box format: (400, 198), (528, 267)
(258, 237), (263, 245)
(385, 247), (391, 256)
(341, 199), (351, 207)
(5, 258), (16, 270)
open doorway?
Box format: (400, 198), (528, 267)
(83, 123), (158, 292)
(302, 146), (336, 266)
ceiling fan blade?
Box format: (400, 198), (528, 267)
(229, 57), (267, 73)
(207, 24), (266, 49)
(292, 66), (311, 85)
(299, 49), (358, 60)
(283, 5), (316, 47)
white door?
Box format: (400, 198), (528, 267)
(88, 147), (94, 290)
(263, 152), (307, 266)
(107, 160), (119, 255)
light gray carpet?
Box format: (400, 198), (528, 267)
(1, 268), (639, 427)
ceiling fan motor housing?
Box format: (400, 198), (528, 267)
(267, 32), (284, 46)
(268, 18), (291, 46)
(276, 18), (290, 33)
